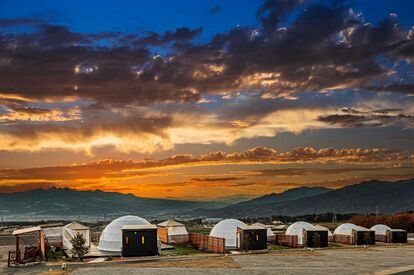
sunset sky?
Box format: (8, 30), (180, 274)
(0, 0), (414, 200)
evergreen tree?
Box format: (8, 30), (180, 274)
(70, 232), (88, 261)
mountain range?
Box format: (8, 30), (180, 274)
(0, 187), (221, 220)
(200, 178), (414, 217)
(1, 178), (414, 220)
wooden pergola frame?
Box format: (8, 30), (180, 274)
(8, 226), (46, 266)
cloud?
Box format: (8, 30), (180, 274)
(138, 27), (203, 46)
(0, 115), (173, 153)
(0, 1), (413, 155)
(256, 0), (305, 33)
(0, 17), (46, 27)
(191, 177), (244, 182)
(0, 2), (412, 106)
(207, 5), (222, 15)
(319, 108), (414, 128)
(0, 145), (412, 198)
(1, 146), (412, 181)
(392, 136), (414, 141)
(253, 167), (379, 177)
(365, 83), (414, 95)
(0, 106), (81, 122)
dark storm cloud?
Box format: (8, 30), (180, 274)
(256, 0), (305, 33)
(137, 27), (203, 46)
(0, 17), (46, 27)
(37, 25), (90, 47)
(319, 109), (414, 128)
(365, 83), (414, 95)
(319, 114), (369, 127)
(162, 27), (203, 42)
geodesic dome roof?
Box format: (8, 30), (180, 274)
(209, 218), (246, 248)
(98, 215), (150, 252)
(285, 222), (314, 236)
(333, 223), (360, 235)
(370, 224), (391, 235)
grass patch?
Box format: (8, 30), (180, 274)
(328, 243), (343, 248)
(161, 245), (206, 256)
(268, 244), (292, 250)
(187, 226), (211, 235)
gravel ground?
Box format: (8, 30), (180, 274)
(2, 245), (414, 274)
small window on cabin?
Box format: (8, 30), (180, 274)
(141, 236), (145, 244)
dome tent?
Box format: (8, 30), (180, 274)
(334, 223), (375, 245)
(334, 223), (361, 235)
(285, 221), (315, 245)
(98, 215), (150, 252)
(371, 224), (407, 243)
(370, 224), (392, 235)
(209, 219), (246, 248)
(157, 219), (188, 236)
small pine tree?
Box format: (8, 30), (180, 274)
(70, 232), (88, 261)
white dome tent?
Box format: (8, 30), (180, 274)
(334, 223), (360, 235)
(209, 219), (246, 248)
(285, 222), (315, 245)
(98, 215), (150, 252)
(370, 224), (392, 235)
(157, 220), (188, 236)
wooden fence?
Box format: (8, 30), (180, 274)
(276, 234), (298, 248)
(157, 227), (190, 244)
(157, 227), (169, 243)
(375, 234), (388, 242)
(267, 235), (276, 244)
(189, 233), (225, 253)
(169, 234), (190, 244)
(333, 234), (353, 245)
